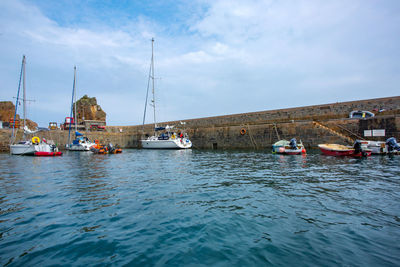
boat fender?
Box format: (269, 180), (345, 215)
(302, 148), (306, 154)
(32, 136), (40, 144)
(240, 128), (246, 135)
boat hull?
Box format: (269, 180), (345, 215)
(90, 148), (122, 154)
(276, 148), (304, 155)
(34, 151), (62, 156)
(66, 143), (95, 151)
(10, 144), (36, 155)
(11, 142), (60, 156)
(141, 138), (192, 149)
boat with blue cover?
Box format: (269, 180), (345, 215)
(66, 131), (95, 151)
(65, 66), (96, 151)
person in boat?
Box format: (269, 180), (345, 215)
(289, 138), (297, 149)
(386, 137), (400, 152)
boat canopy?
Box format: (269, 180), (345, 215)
(75, 131), (83, 136)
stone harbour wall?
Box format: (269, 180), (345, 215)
(1, 96), (399, 151)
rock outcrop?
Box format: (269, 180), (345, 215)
(0, 101), (18, 122)
(0, 101), (37, 129)
(74, 95), (106, 123)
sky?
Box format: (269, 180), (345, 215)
(0, 0), (399, 127)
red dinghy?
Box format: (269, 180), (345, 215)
(318, 144), (371, 157)
(34, 151), (63, 157)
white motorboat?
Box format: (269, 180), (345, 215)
(9, 55), (61, 156)
(140, 38), (192, 149)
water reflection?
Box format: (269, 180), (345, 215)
(0, 150), (399, 266)
(64, 152), (118, 216)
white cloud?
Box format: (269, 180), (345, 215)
(1, 0), (399, 127)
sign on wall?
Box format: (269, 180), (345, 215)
(364, 129), (385, 137)
(364, 130), (372, 137)
(372, 129), (385, 137)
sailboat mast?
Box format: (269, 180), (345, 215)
(22, 55), (26, 139)
(74, 66), (77, 132)
(151, 38), (156, 135)
(142, 61), (152, 130)
(67, 66), (76, 146)
(11, 55), (25, 144)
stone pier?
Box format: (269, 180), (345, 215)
(1, 96), (399, 151)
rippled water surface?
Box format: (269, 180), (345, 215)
(0, 150), (399, 266)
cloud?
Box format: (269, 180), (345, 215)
(0, 0), (399, 127)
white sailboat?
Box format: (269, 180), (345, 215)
(10, 55), (62, 156)
(65, 66), (95, 151)
(140, 38), (192, 149)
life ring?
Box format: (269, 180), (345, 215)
(240, 128), (246, 135)
(32, 136), (40, 144)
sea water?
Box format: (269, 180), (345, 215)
(0, 150), (399, 266)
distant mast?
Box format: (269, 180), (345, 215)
(74, 66), (77, 133)
(22, 55), (26, 139)
(151, 38), (156, 135)
(11, 55), (25, 144)
(142, 38), (157, 136)
(67, 66), (77, 146)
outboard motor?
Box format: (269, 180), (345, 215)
(353, 140), (362, 154)
(107, 143), (114, 153)
(289, 138), (297, 149)
(386, 137), (400, 152)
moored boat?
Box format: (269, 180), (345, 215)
(65, 67), (96, 151)
(272, 138), (306, 155)
(90, 141), (122, 154)
(9, 56), (61, 156)
(140, 38), (192, 149)
(11, 136), (62, 156)
(141, 126), (192, 149)
(67, 131), (96, 151)
(318, 143), (371, 157)
(358, 140), (386, 154)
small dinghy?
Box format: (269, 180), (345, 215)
(90, 141), (122, 154)
(34, 151), (63, 157)
(318, 141), (371, 157)
(272, 138), (306, 155)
